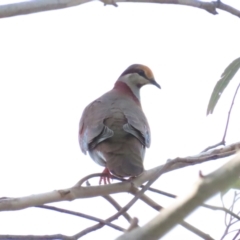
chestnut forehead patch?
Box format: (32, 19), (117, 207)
(120, 64), (154, 80)
(142, 65), (154, 80)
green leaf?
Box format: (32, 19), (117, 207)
(207, 57), (240, 115)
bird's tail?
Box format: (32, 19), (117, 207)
(106, 153), (144, 177)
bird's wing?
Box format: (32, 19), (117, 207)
(79, 97), (113, 154)
(123, 102), (151, 148)
(79, 90), (151, 154)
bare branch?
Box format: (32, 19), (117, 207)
(201, 141), (225, 153)
(222, 82), (240, 143)
(145, 185), (240, 221)
(232, 230), (240, 240)
(220, 191), (240, 240)
(76, 180), (136, 235)
(202, 204), (240, 221)
(0, 141), (239, 212)
(70, 194), (136, 239)
(218, 1), (240, 18)
(180, 222), (215, 240)
(36, 205), (125, 231)
(0, 234), (75, 240)
(0, 0), (240, 19)
(116, 152), (240, 240)
(73, 161), (173, 238)
(202, 82), (240, 153)
(0, 203), (125, 240)
(145, 187), (176, 198)
(102, 195), (135, 224)
(130, 187), (214, 240)
(2, 144), (236, 239)
(125, 217), (139, 232)
(164, 142), (238, 172)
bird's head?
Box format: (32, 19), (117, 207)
(117, 64), (161, 89)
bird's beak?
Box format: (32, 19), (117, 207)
(150, 79), (161, 89)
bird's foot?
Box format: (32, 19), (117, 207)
(99, 168), (113, 185)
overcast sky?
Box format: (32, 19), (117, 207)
(0, 0), (240, 239)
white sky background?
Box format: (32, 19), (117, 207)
(0, 0), (240, 239)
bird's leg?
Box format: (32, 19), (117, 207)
(99, 168), (112, 185)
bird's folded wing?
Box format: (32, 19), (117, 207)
(123, 107), (151, 148)
(79, 99), (113, 154)
(79, 93), (151, 153)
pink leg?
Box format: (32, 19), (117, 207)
(99, 168), (112, 185)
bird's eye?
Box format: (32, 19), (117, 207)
(138, 70), (146, 78)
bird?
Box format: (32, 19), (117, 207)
(78, 64), (161, 184)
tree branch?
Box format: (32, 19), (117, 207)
(0, 234), (75, 240)
(222, 82), (240, 143)
(0, 0), (240, 19)
(36, 205), (125, 231)
(130, 187), (214, 240)
(74, 166), (215, 239)
(102, 195), (136, 224)
(125, 217), (139, 232)
(72, 160), (172, 238)
(218, 1), (240, 18)
(145, 186), (240, 221)
(0, 141), (239, 212)
(116, 152), (240, 240)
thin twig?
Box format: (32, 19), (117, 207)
(130, 187), (214, 240)
(77, 172), (136, 224)
(180, 222), (215, 240)
(201, 141), (225, 153)
(202, 204), (240, 221)
(72, 181), (136, 238)
(232, 229), (240, 240)
(145, 186), (176, 198)
(35, 205), (124, 232)
(222, 82), (240, 143)
(202, 82), (240, 153)
(144, 185), (240, 221)
(220, 191), (238, 240)
(102, 195), (135, 224)
(73, 162), (173, 238)
(221, 194), (228, 227)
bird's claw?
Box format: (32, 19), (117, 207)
(99, 168), (113, 185)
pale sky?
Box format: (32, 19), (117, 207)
(0, 0), (240, 239)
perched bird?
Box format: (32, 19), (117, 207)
(78, 64), (160, 184)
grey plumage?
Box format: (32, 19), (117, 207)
(78, 64), (160, 180)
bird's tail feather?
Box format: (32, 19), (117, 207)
(107, 154), (143, 177)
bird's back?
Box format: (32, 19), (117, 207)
(81, 88), (146, 177)
(90, 109), (145, 177)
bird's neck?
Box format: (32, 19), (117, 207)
(113, 81), (141, 106)
(115, 75), (141, 102)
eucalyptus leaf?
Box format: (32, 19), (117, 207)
(207, 57), (240, 115)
